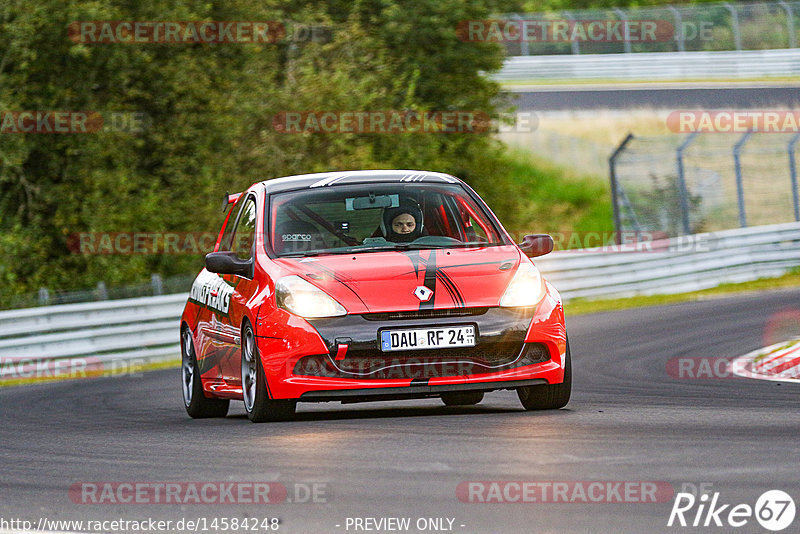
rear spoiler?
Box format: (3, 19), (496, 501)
(221, 191), (243, 212)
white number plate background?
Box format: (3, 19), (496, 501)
(380, 325), (476, 352)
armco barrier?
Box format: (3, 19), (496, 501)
(0, 294), (185, 379)
(495, 48), (800, 82)
(534, 222), (800, 299)
(0, 222), (798, 373)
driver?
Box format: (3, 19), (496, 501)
(382, 204), (423, 243)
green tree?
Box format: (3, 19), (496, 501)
(0, 0), (523, 303)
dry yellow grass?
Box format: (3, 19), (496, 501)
(508, 109), (672, 146)
(498, 107), (800, 229)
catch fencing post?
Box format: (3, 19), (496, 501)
(723, 2), (742, 50)
(151, 274), (163, 296)
(733, 132), (752, 228)
(97, 281), (108, 300)
(789, 132), (800, 222)
(609, 133), (635, 244)
(778, 0), (797, 48)
(511, 14), (529, 56)
(614, 8), (632, 53)
(676, 132), (699, 236)
(38, 288), (50, 306)
(667, 5), (685, 52)
(563, 11), (581, 54)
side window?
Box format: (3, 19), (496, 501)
(465, 215), (489, 242)
(437, 194), (466, 240)
(219, 200), (244, 251)
(231, 198), (257, 261)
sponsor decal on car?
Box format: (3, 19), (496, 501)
(189, 271), (234, 315)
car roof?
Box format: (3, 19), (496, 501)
(260, 170), (462, 194)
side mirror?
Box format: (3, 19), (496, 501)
(205, 251), (253, 278)
(519, 234), (554, 258)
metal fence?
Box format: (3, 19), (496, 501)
(610, 132), (800, 237)
(499, 1), (800, 56)
(4, 273), (197, 311)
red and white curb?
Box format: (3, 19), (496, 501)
(729, 338), (800, 383)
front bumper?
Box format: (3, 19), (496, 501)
(257, 284), (566, 400)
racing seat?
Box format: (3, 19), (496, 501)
(274, 220), (325, 254)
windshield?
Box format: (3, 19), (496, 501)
(267, 183), (507, 257)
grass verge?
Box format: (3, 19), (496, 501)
(482, 146), (613, 238)
(0, 356), (180, 388)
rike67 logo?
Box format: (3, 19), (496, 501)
(668, 489), (796, 531)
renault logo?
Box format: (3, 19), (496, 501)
(414, 286), (433, 302)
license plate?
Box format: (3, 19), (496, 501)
(379, 325), (476, 352)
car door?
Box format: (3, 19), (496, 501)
(190, 198), (242, 385)
(216, 194), (260, 385)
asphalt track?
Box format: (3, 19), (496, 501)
(1, 288), (799, 534)
(510, 85), (800, 109)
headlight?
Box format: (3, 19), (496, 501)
(499, 261), (547, 307)
(276, 275), (347, 318)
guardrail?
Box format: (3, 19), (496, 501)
(535, 221), (800, 299)
(0, 294), (185, 382)
(1, 222), (798, 379)
(498, 1), (800, 55)
(495, 48), (800, 82)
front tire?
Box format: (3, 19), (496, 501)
(517, 337), (572, 410)
(241, 324), (296, 423)
(182, 327), (229, 418)
(441, 391), (484, 406)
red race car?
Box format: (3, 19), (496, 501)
(180, 170), (570, 422)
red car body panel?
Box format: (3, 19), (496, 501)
(180, 171), (568, 404)
(272, 245), (522, 313)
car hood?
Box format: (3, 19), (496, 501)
(274, 245), (523, 314)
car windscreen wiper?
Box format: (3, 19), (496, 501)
(391, 243), (451, 250)
(441, 241), (499, 248)
(392, 241), (499, 250)
(281, 246), (393, 257)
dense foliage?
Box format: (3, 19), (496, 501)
(0, 0), (520, 300)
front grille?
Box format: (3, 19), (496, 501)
(362, 307), (489, 321)
(293, 342), (550, 380)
